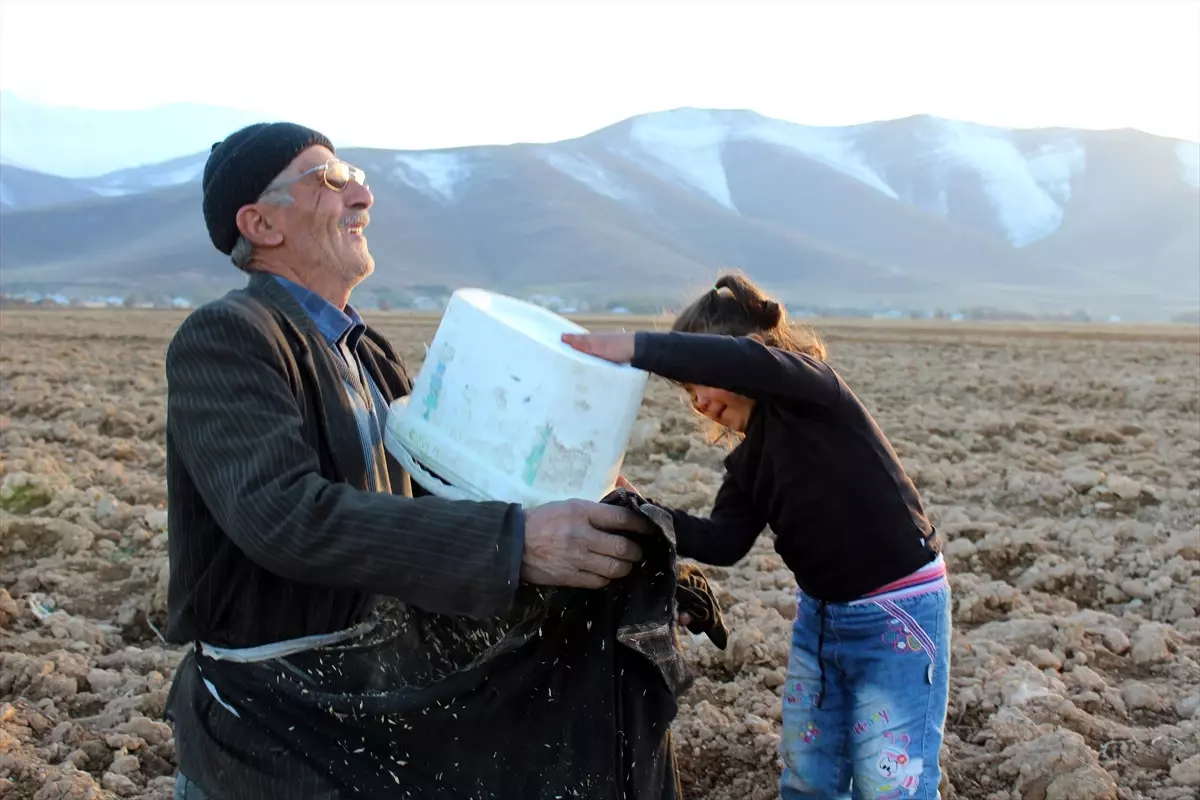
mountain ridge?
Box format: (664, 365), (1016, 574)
(1, 102), (1197, 321)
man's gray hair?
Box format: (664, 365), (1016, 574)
(230, 189), (295, 272)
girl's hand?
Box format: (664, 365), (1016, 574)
(561, 332), (636, 364)
(615, 475), (638, 494)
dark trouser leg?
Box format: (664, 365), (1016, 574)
(174, 773), (210, 799)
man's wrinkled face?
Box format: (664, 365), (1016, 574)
(261, 145), (375, 285)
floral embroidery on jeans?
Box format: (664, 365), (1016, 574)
(881, 617), (924, 654)
(876, 599), (937, 661)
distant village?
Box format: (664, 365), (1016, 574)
(0, 287), (1147, 324)
(1, 291), (196, 310)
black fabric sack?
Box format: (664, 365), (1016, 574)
(166, 489), (727, 799)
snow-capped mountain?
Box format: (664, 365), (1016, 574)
(0, 164), (97, 209)
(83, 152), (212, 198)
(0, 152), (214, 211)
(1, 105), (1197, 319)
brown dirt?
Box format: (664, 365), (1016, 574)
(2, 310), (1198, 800)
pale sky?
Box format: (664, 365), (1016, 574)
(1, 1), (1198, 148)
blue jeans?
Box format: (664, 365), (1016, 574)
(779, 584), (951, 800)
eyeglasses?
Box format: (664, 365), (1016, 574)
(261, 158), (367, 197)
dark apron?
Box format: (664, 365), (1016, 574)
(166, 491), (726, 799)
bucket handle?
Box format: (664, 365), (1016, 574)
(387, 437), (488, 503)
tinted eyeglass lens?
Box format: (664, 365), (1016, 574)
(324, 160), (351, 190)
(322, 160), (366, 191)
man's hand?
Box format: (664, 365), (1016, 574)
(521, 499), (648, 589)
(561, 332), (636, 364)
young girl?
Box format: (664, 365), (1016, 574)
(563, 273), (950, 800)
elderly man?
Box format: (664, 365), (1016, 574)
(162, 122), (672, 798)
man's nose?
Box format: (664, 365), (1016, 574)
(344, 180), (373, 209)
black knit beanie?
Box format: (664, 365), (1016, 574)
(201, 122), (334, 255)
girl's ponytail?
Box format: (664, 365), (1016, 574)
(714, 273), (783, 329)
(673, 268), (827, 362)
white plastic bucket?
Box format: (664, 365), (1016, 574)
(383, 289), (649, 507)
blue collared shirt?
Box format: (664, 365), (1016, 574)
(273, 275), (390, 491)
(273, 274), (366, 352)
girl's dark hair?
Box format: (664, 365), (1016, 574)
(672, 270), (828, 361)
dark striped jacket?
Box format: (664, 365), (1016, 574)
(162, 270), (522, 649)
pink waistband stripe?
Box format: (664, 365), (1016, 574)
(850, 554), (947, 605)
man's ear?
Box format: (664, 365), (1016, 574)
(235, 203), (285, 248)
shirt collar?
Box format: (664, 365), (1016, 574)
(272, 274), (365, 350)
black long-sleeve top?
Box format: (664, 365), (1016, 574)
(632, 332), (937, 603)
